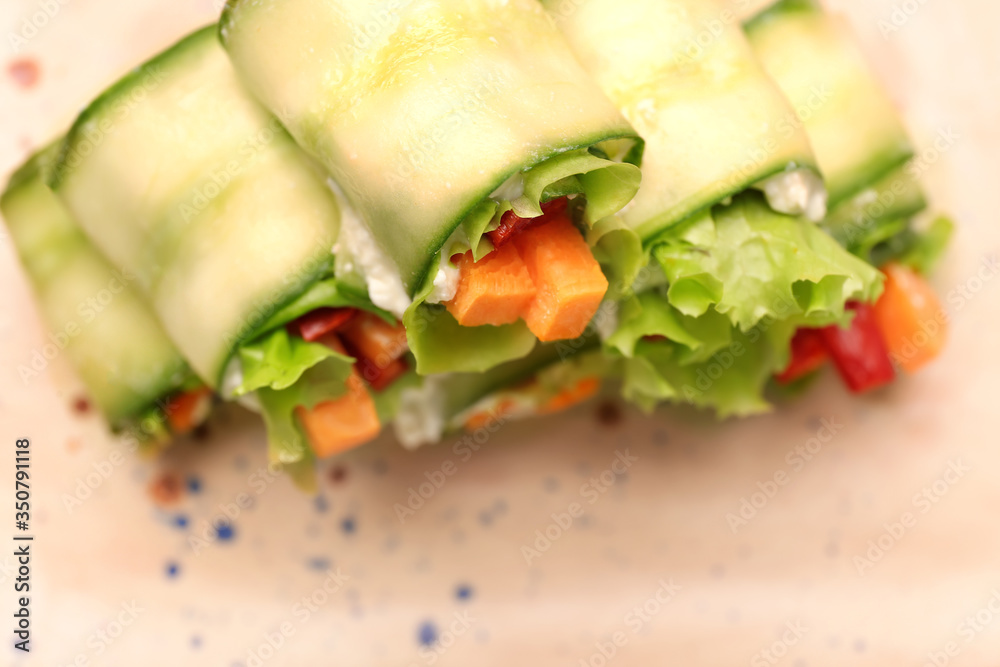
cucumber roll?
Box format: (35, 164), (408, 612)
(544, 0), (885, 414)
(219, 0), (643, 375)
(744, 0), (945, 266)
(50, 27), (410, 487)
(2, 144), (210, 443)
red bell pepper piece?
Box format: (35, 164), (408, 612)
(775, 328), (828, 384)
(291, 307), (357, 342)
(819, 302), (895, 393)
(486, 196), (569, 250)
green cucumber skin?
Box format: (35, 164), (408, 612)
(745, 0), (914, 206)
(543, 0), (820, 242)
(51, 27), (343, 387)
(2, 148), (189, 425)
(220, 0), (638, 293)
(822, 163), (927, 242)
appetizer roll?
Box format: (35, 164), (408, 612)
(50, 27), (408, 485)
(544, 0), (826, 240)
(744, 0), (942, 264)
(545, 0), (886, 414)
(744, 0), (950, 384)
(220, 0), (643, 374)
(2, 144), (210, 443)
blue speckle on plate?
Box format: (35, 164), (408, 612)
(186, 476), (202, 493)
(191, 635), (202, 649)
(215, 521), (235, 541)
(314, 495), (329, 513)
(166, 562), (180, 578)
(418, 621), (438, 646)
(173, 514), (189, 529)
(308, 557), (331, 571)
(341, 517), (356, 534)
(455, 584), (473, 601)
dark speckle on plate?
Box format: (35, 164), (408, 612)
(149, 471), (183, 506)
(308, 557), (331, 571)
(328, 464), (347, 484)
(455, 584), (473, 601)
(417, 621), (438, 646)
(214, 521), (235, 541)
(595, 400), (622, 427)
(341, 516), (356, 534)
(314, 495), (329, 513)
(72, 396), (91, 415)
(173, 514), (189, 529)
(186, 475), (202, 493)
(166, 562), (180, 578)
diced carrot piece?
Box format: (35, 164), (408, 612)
(464, 398), (518, 431)
(445, 245), (536, 327)
(513, 216), (608, 342)
(538, 377), (600, 414)
(295, 371), (381, 459)
(165, 386), (213, 434)
(873, 263), (947, 373)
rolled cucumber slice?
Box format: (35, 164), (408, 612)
(542, 0), (823, 241)
(745, 0), (915, 207)
(3, 145), (190, 427)
(220, 0), (641, 293)
(822, 162), (927, 248)
(51, 26), (344, 388)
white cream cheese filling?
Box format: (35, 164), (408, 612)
(756, 168), (828, 222)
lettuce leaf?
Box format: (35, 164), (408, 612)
(610, 192), (884, 416)
(651, 192), (882, 331)
(622, 320), (796, 417)
(233, 327), (356, 493)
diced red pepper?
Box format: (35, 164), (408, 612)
(355, 356), (409, 392)
(775, 328), (828, 384)
(339, 313), (408, 364)
(291, 307), (357, 342)
(819, 302), (896, 394)
(339, 312), (410, 391)
(486, 196), (569, 250)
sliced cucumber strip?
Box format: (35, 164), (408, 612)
(745, 0), (915, 206)
(542, 0), (823, 241)
(3, 144), (189, 426)
(221, 0), (640, 293)
(51, 26), (343, 387)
